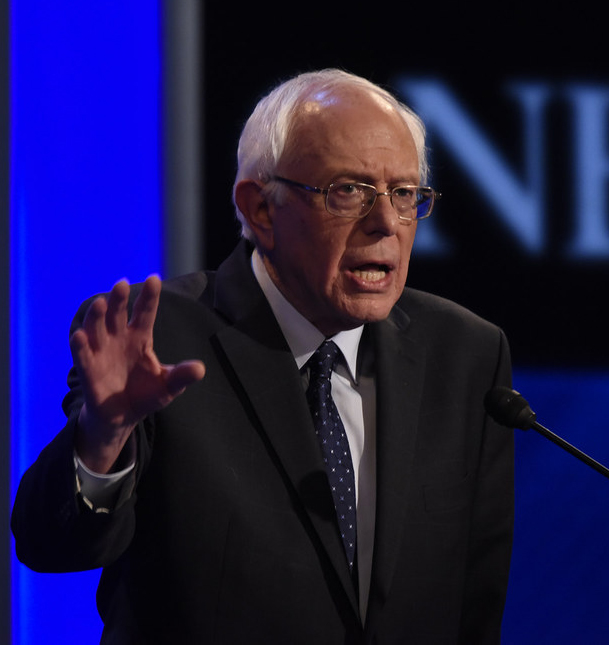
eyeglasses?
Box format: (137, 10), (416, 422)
(272, 176), (441, 222)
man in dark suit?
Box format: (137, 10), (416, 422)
(12, 69), (514, 644)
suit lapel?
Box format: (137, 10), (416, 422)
(210, 243), (361, 617)
(366, 306), (426, 626)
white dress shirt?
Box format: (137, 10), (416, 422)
(251, 250), (376, 620)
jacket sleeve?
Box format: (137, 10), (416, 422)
(11, 301), (151, 574)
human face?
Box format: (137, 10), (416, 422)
(262, 88), (420, 336)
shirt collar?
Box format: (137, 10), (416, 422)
(251, 249), (363, 382)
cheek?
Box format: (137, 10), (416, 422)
(306, 229), (350, 276)
(274, 223), (341, 290)
(306, 254), (344, 302)
(397, 252), (412, 283)
(399, 228), (416, 266)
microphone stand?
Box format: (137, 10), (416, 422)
(528, 420), (609, 480)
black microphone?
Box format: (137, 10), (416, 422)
(484, 386), (537, 430)
(485, 385), (609, 480)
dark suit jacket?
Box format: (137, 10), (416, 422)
(12, 241), (514, 644)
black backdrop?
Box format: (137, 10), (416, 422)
(202, 15), (609, 635)
(202, 1), (609, 369)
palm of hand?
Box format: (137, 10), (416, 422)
(70, 276), (205, 470)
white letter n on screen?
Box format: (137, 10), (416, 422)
(396, 79), (549, 254)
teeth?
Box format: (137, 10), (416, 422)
(352, 268), (387, 281)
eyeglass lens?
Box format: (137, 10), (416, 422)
(326, 184), (433, 220)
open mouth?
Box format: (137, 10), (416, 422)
(351, 264), (391, 282)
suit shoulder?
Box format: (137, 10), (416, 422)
(160, 271), (211, 301)
(397, 287), (503, 339)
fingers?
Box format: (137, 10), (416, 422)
(81, 275), (160, 340)
(129, 275), (162, 333)
(71, 276), (157, 359)
(69, 274), (205, 430)
(105, 280), (130, 335)
(79, 295), (109, 353)
(75, 279), (131, 352)
(69, 327), (93, 366)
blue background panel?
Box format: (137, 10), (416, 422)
(503, 370), (609, 644)
(10, 1), (161, 643)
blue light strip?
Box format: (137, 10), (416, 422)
(10, 3), (162, 642)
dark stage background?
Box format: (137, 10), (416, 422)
(202, 3), (609, 643)
(203, 2), (609, 368)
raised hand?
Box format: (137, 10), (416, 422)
(70, 275), (206, 473)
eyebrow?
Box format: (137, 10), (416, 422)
(330, 175), (421, 186)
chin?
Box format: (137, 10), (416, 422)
(357, 296), (397, 319)
(342, 302), (395, 328)
(318, 293), (400, 335)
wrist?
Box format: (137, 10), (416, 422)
(75, 405), (137, 474)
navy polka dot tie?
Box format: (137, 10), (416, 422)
(306, 340), (357, 571)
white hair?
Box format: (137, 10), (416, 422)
(233, 68), (429, 241)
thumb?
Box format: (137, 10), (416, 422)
(165, 360), (206, 397)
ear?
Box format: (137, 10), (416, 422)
(234, 179), (275, 252)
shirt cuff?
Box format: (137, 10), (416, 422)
(74, 451), (136, 513)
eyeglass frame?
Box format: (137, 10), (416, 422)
(271, 175), (441, 222)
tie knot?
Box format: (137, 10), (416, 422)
(308, 340), (341, 381)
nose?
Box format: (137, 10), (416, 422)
(362, 191), (402, 236)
